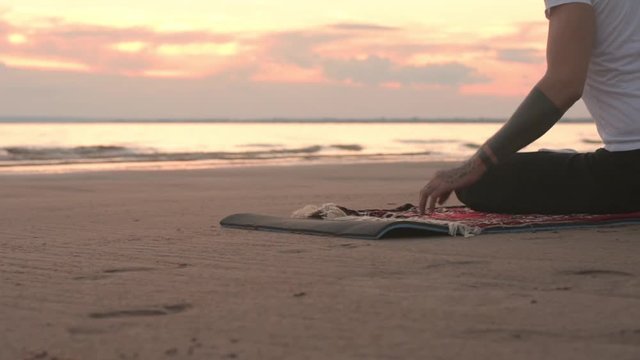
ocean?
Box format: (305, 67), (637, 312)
(0, 120), (602, 174)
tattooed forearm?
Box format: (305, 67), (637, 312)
(485, 87), (565, 163)
(441, 156), (483, 185)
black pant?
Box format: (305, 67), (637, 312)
(455, 148), (640, 214)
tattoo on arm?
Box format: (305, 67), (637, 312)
(478, 146), (496, 168)
(442, 158), (477, 185)
(485, 86), (566, 164)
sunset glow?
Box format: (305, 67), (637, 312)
(7, 33), (27, 45)
(1, 55), (91, 72)
(0, 1), (590, 118)
(112, 41), (147, 53)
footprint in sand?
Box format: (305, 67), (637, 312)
(615, 329), (640, 345)
(330, 243), (371, 249)
(24, 351), (51, 360)
(89, 303), (192, 319)
(74, 264), (189, 281)
(559, 269), (634, 277)
(73, 274), (111, 281)
(67, 326), (110, 335)
(102, 266), (156, 274)
(463, 328), (558, 341)
(73, 268), (154, 280)
(424, 260), (488, 270)
(278, 248), (308, 254)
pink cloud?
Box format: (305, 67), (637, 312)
(0, 18), (254, 76)
(0, 15), (549, 96)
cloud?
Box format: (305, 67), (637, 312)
(0, 17), (251, 75)
(48, 24), (234, 44)
(265, 30), (346, 67)
(0, 64), (543, 119)
(260, 25), (493, 87)
(0, 14), (548, 98)
(324, 56), (488, 86)
(0, 19), (9, 34)
(0, 17), (586, 119)
(497, 48), (544, 64)
(489, 22), (547, 47)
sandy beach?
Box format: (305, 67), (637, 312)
(2, 161), (640, 360)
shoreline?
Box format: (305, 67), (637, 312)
(0, 156), (456, 177)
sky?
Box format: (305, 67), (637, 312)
(0, 0), (589, 119)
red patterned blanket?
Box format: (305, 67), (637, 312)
(293, 203), (640, 237)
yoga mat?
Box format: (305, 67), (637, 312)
(220, 204), (640, 239)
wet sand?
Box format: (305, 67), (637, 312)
(1, 162), (640, 359)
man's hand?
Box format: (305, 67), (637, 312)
(419, 155), (487, 214)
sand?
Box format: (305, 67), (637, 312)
(1, 161), (640, 360)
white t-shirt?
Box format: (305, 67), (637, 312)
(545, 0), (640, 151)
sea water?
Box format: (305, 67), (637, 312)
(0, 120), (602, 174)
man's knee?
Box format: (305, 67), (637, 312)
(455, 186), (478, 208)
(455, 182), (494, 212)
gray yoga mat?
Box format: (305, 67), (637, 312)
(220, 213), (457, 239)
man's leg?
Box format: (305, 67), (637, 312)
(455, 151), (598, 214)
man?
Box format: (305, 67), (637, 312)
(419, 0), (640, 215)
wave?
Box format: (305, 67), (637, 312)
(329, 144), (363, 151)
(2, 145), (139, 160)
(462, 142), (481, 149)
(0, 144), (371, 167)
